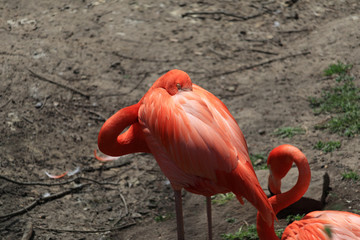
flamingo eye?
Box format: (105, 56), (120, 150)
(176, 83), (181, 89)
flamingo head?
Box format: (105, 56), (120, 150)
(267, 144), (298, 195)
(152, 69), (193, 95)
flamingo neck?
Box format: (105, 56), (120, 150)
(257, 148), (311, 240)
(97, 103), (150, 156)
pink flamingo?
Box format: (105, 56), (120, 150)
(257, 144), (360, 239)
(97, 69), (275, 239)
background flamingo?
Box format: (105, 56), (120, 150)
(97, 69), (275, 239)
(256, 144), (360, 239)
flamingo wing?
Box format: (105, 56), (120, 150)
(282, 210), (360, 240)
(138, 83), (250, 186)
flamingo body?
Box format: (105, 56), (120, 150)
(139, 84), (251, 192)
(97, 69), (275, 238)
(138, 71), (274, 224)
(256, 144), (360, 240)
(283, 210), (360, 240)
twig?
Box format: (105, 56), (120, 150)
(207, 51), (311, 79)
(87, 110), (107, 121)
(208, 47), (229, 60)
(0, 174), (75, 186)
(277, 28), (312, 34)
(119, 190), (128, 216)
(54, 106), (71, 119)
(112, 51), (187, 63)
(0, 175), (57, 186)
(40, 95), (51, 109)
(27, 68), (90, 99)
(211, 45), (279, 57)
(21, 221), (33, 240)
(236, 48), (279, 55)
(0, 184), (88, 221)
(82, 159), (132, 172)
(182, 11), (267, 21)
(22, 116), (34, 124)
(240, 38), (283, 48)
(0, 51), (26, 57)
(34, 222), (136, 233)
(0, 98), (12, 109)
(0, 160), (131, 186)
(113, 189), (129, 226)
(0, 175), (119, 187)
(127, 72), (149, 95)
(80, 177), (119, 186)
(242, 38), (271, 43)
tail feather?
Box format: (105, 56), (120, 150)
(230, 163), (276, 227)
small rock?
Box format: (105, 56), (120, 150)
(258, 129), (266, 135)
(147, 200), (157, 209)
(254, 159), (263, 166)
(35, 102), (42, 108)
(226, 86), (236, 92)
(138, 209), (150, 215)
(131, 212), (142, 219)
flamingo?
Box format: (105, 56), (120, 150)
(256, 144), (360, 239)
(97, 69), (275, 239)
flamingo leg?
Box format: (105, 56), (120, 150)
(174, 189), (185, 240)
(206, 196), (213, 240)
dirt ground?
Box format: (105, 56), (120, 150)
(0, 0), (359, 239)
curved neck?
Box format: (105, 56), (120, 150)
(257, 145), (311, 240)
(97, 103), (150, 156)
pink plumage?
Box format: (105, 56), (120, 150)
(256, 144), (360, 240)
(97, 69), (275, 239)
(283, 210), (360, 240)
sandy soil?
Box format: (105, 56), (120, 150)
(0, 0), (359, 239)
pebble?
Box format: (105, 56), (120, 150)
(35, 102), (42, 108)
(226, 86), (236, 92)
(147, 200), (157, 209)
(254, 159), (263, 166)
(131, 212), (142, 219)
(258, 129), (266, 135)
